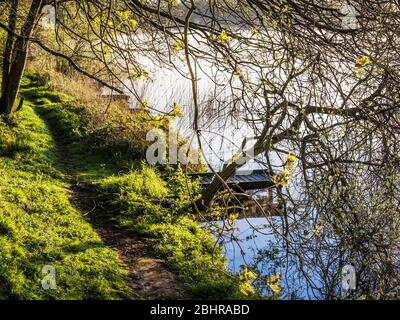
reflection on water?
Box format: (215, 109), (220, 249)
(209, 218), (323, 300)
(110, 32), (281, 172)
(110, 33), (317, 298)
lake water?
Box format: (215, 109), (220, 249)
(107, 32), (325, 299)
(108, 32), (283, 171)
(208, 218), (326, 300)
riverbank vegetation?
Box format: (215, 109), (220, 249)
(0, 70), (252, 299)
(1, 0), (400, 300)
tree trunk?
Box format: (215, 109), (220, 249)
(197, 140), (266, 210)
(0, 0), (43, 115)
(0, 0), (18, 114)
(198, 161), (241, 210)
(0, 41), (30, 114)
(197, 114), (303, 209)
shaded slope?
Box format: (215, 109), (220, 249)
(0, 104), (130, 299)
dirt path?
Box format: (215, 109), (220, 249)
(54, 142), (186, 299)
(69, 180), (185, 300)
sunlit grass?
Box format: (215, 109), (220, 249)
(0, 104), (130, 299)
(19, 72), (253, 299)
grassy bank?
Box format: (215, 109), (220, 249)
(0, 102), (130, 299)
(19, 72), (250, 299)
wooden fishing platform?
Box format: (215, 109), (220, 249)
(190, 170), (284, 217)
(189, 169), (273, 191)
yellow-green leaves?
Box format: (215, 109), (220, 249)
(239, 281), (256, 296)
(115, 10), (131, 21)
(130, 65), (149, 80)
(355, 55), (371, 77)
(311, 224), (324, 238)
(282, 4), (290, 13)
(251, 27), (259, 36)
(272, 153), (298, 188)
(91, 16), (102, 29)
(172, 39), (184, 54)
(267, 274), (282, 295)
(272, 169), (290, 188)
(285, 153), (298, 171)
(141, 99), (150, 109)
(218, 30), (231, 42)
(129, 18), (138, 28)
(229, 213), (239, 223)
(239, 267), (257, 296)
(115, 10), (138, 28)
(171, 102), (183, 118)
(356, 56), (371, 67)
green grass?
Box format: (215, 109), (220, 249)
(18, 72), (251, 299)
(94, 167), (247, 299)
(0, 104), (130, 299)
